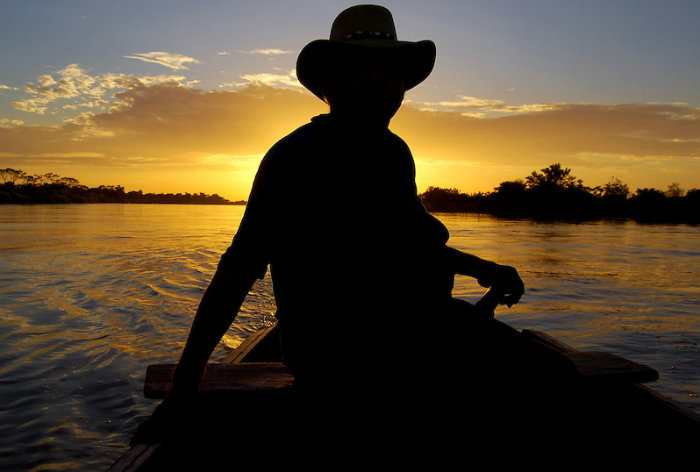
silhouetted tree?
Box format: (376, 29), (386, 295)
(488, 180), (528, 216)
(420, 186), (473, 212)
(494, 180), (526, 195)
(602, 177), (630, 199)
(0, 168), (238, 205)
(0, 168), (26, 185)
(525, 163), (582, 191)
(665, 182), (684, 198)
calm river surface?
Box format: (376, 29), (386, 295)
(1, 204), (698, 470)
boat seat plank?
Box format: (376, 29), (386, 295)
(223, 324), (280, 364)
(143, 351), (657, 401)
(563, 351), (659, 384)
(144, 362), (294, 399)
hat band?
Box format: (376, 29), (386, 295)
(343, 30), (396, 41)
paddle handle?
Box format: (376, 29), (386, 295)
(474, 287), (504, 319)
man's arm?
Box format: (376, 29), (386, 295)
(129, 266), (257, 444)
(167, 266), (257, 403)
(447, 246), (524, 307)
(169, 139), (280, 395)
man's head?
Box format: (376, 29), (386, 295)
(321, 50), (406, 124)
(297, 5), (436, 124)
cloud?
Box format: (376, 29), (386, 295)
(62, 99), (109, 110)
(238, 48), (294, 55)
(12, 64), (194, 116)
(410, 95), (561, 118)
(222, 70), (301, 89)
(0, 82), (326, 194)
(1, 83), (19, 91)
(12, 97), (51, 114)
(392, 102), (699, 192)
(123, 52), (200, 70)
(395, 103), (699, 161)
(1, 81), (697, 198)
(17, 64), (99, 113)
(0, 82), (330, 197)
(0, 118), (24, 127)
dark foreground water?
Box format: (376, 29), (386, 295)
(0, 204), (698, 470)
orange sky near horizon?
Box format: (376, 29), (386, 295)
(2, 2), (699, 202)
(1, 82), (698, 201)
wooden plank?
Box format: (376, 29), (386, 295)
(107, 442), (163, 472)
(144, 362), (294, 399)
(632, 383), (700, 426)
(521, 329), (577, 353)
(563, 351), (659, 384)
(223, 324), (280, 364)
(522, 330), (658, 384)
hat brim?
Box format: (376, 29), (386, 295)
(296, 39), (436, 101)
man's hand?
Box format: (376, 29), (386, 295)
(448, 247), (525, 308)
(129, 382), (200, 445)
(476, 263), (524, 308)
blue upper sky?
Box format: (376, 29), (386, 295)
(1, 1), (698, 197)
(2, 0), (698, 125)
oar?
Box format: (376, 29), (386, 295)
(473, 286), (505, 320)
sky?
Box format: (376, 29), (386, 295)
(1, 0), (698, 200)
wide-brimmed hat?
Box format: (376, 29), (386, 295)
(296, 4), (436, 101)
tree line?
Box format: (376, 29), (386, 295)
(419, 163), (699, 224)
(0, 168), (243, 205)
(3, 165), (697, 223)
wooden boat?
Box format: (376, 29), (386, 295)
(109, 300), (700, 470)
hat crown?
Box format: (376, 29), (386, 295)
(329, 5), (398, 41)
(296, 5), (435, 101)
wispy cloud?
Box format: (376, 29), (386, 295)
(392, 101), (699, 191)
(0, 118), (24, 127)
(0, 83), (19, 91)
(12, 97), (51, 114)
(410, 95), (561, 118)
(220, 69), (301, 89)
(123, 51), (200, 70)
(237, 48), (294, 56)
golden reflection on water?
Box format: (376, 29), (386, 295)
(438, 212), (699, 408)
(0, 204), (698, 470)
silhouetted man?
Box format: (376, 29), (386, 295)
(152, 4), (524, 432)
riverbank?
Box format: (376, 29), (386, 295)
(0, 183), (243, 205)
(2, 164), (698, 222)
(420, 185), (700, 224)
(0, 168), (245, 205)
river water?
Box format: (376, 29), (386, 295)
(0, 204), (698, 470)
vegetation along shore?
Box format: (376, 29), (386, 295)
(419, 163), (699, 224)
(0, 168), (244, 206)
(2, 164), (698, 223)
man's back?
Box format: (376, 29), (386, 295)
(223, 114), (454, 378)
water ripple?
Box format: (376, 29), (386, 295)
(1, 205), (698, 470)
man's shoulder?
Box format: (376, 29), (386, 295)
(263, 113), (412, 162)
(387, 129), (410, 150)
(272, 115), (329, 148)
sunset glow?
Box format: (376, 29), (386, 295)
(1, 1), (698, 201)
